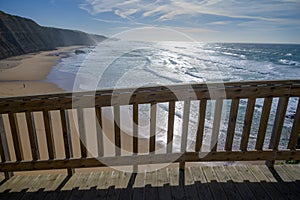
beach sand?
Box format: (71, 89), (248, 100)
(0, 46), (82, 97)
(0, 47), (264, 176)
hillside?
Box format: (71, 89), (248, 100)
(0, 11), (106, 59)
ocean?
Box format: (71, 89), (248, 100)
(47, 41), (300, 152)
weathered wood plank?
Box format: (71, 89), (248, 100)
(248, 165), (286, 199)
(150, 103), (157, 153)
(0, 115), (10, 163)
(80, 171), (104, 199)
(167, 101), (175, 153)
(195, 100), (206, 152)
(94, 171), (110, 199)
(34, 174), (60, 199)
(234, 165), (271, 200)
(8, 113), (23, 161)
(190, 166), (213, 200)
(181, 100), (190, 152)
(274, 165), (300, 195)
(213, 166), (242, 200)
(269, 97), (289, 150)
(25, 112), (39, 161)
(184, 167), (200, 200)
(0, 115), (13, 178)
(7, 175), (33, 199)
(95, 107), (104, 157)
(157, 168), (172, 200)
(132, 172), (145, 200)
(133, 104), (138, 155)
(60, 110), (72, 159)
(168, 167), (185, 200)
(225, 99), (239, 151)
(1, 80), (298, 113)
(77, 108), (88, 158)
(60, 109), (74, 175)
(60, 173), (80, 191)
(13, 174), (43, 199)
(113, 105), (121, 156)
(258, 165), (300, 199)
(145, 170), (158, 200)
(266, 97), (289, 167)
(288, 98), (300, 149)
(240, 98), (256, 151)
(0, 150), (300, 171)
(43, 110), (55, 159)
(0, 120), (6, 163)
(106, 170), (123, 199)
(119, 172), (135, 200)
(211, 99), (223, 151)
(256, 97), (272, 150)
(0, 174), (22, 192)
(225, 166), (256, 199)
(284, 165), (300, 180)
(202, 166), (227, 199)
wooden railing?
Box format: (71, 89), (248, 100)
(0, 80), (300, 177)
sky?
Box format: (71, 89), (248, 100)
(1, 0), (300, 43)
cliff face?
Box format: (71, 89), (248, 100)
(0, 11), (106, 59)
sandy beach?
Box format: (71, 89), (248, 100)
(0, 46), (82, 97)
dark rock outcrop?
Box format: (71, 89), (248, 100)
(0, 11), (106, 59)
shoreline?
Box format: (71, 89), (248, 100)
(0, 46), (83, 97)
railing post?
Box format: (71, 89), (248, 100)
(0, 114), (14, 178)
(266, 97), (289, 167)
(61, 110), (74, 176)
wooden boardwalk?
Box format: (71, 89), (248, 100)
(0, 164), (299, 199)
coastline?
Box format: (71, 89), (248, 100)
(0, 46), (82, 97)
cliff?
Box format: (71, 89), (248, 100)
(0, 11), (106, 59)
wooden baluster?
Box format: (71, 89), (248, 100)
(8, 113), (23, 161)
(133, 104), (139, 155)
(43, 110), (56, 160)
(167, 101), (175, 153)
(211, 99), (223, 151)
(77, 108), (88, 158)
(60, 110), (74, 175)
(266, 97), (289, 167)
(255, 97), (272, 150)
(195, 100), (207, 152)
(240, 98), (256, 151)
(95, 107), (104, 157)
(0, 116), (6, 162)
(180, 100), (191, 170)
(0, 114), (14, 178)
(288, 98), (300, 150)
(133, 104), (139, 173)
(25, 112), (40, 161)
(181, 101), (191, 152)
(150, 103), (157, 153)
(225, 99), (239, 151)
(114, 106), (121, 156)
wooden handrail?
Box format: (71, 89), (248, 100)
(0, 80), (300, 175)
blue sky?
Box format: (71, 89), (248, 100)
(1, 0), (300, 43)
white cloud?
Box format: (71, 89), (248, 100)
(93, 18), (124, 24)
(207, 21), (230, 25)
(79, 0), (300, 24)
